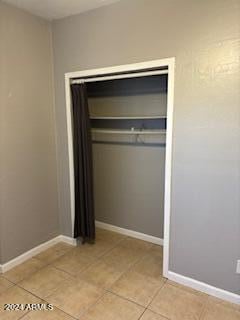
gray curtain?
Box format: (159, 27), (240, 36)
(71, 83), (95, 242)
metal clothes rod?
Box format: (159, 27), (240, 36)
(71, 69), (168, 84)
(90, 115), (167, 120)
(91, 129), (166, 135)
(92, 140), (166, 148)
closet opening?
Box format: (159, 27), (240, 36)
(65, 59), (175, 278)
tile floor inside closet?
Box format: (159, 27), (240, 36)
(0, 228), (239, 320)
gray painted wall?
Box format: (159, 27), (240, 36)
(93, 144), (166, 238)
(0, 3), (59, 263)
(52, 0), (240, 294)
(89, 86), (167, 238)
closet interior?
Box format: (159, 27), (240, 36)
(83, 71), (168, 240)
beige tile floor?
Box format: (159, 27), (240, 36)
(0, 228), (239, 320)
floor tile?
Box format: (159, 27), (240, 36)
(0, 276), (14, 295)
(80, 292), (144, 320)
(207, 296), (240, 312)
(201, 298), (240, 320)
(96, 228), (126, 243)
(75, 239), (116, 258)
(0, 286), (41, 320)
(35, 243), (74, 264)
(52, 249), (96, 276)
(1, 232), (239, 320)
(149, 283), (206, 320)
(100, 245), (142, 272)
(19, 266), (71, 298)
(148, 245), (163, 258)
(140, 309), (168, 320)
(118, 237), (153, 254)
(111, 269), (165, 307)
(3, 259), (46, 284)
(78, 260), (123, 289)
(46, 278), (105, 318)
(131, 252), (164, 282)
(21, 307), (75, 319)
(167, 280), (208, 299)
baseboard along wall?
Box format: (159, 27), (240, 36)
(167, 271), (240, 305)
(0, 235), (77, 273)
(0, 222), (239, 306)
(95, 220), (164, 246)
(95, 221), (240, 305)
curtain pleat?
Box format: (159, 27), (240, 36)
(71, 83), (95, 243)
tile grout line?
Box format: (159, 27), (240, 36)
(45, 304), (80, 320)
(55, 238), (162, 315)
(105, 289), (147, 309)
(146, 278), (167, 309)
(2, 233), (164, 320)
(3, 231), (240, 319)
(137, 307), (147, 320)
(1, 234), (156, 288)
(105, 242), (165, 309)
(18, 311), (31, 320)
(2, 241), (103, 286)
(4, 284), (76, 319)
(33, 245), (76, 265)
(199, 295), (211, 320)
(39, 265), (111, 319)
(1, 262), (50, 286)
(95, 234), (154, 261)
(48, 235), (130, 278)
(52, 235), (159, 283)
(6, 237), (137, 319)
(1, 244), (76, 284)
(15, 283), (79, 320)
(74, 235), (156, 284)
(105, 250), (155, 296)
(72, 289), (109, 319)
(93, 235), (128, 258)
(166, 280), (212, 319)
(143, 278), (168, 320)
(3, 262), (74, 288)
(52, 260), (97, 278)
(141, 308), (171, 320)
(75, 238), (164, 313)
(0, 275), (18, 286)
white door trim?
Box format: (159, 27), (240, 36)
(65, 58), (175, 279)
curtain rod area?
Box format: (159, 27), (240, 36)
(71, 69), (168, 84)
(91, 129), (166, 135)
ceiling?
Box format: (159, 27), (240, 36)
(2, 0), (121, 20)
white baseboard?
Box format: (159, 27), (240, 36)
(96, 222), (240, 304)
(0, 235), (77, 274)
(95, 220), (164, 246)
(167, 271), (240, 305)
(58, 235), (78, 246)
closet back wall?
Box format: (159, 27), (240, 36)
(88, 81), (167, 238)
(52, 0), (240, 294)
(0, 3), (59, 263)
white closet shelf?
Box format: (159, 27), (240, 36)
(90, 115), (167, 120)
(91, 128), (166, 135)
